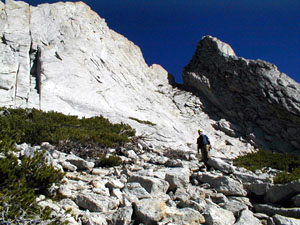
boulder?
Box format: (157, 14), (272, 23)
(75, 192), (119, 212)
(254, 204), (300, 219)
(245, 183), (270, 196)
(203, 201), (236, 225)
(177, 199), (207, 213)
(164, 167), (190, 191)
(66, 154), (94, 170)
(163, 207), (205, 225)
(133, 198), (205, 225)
(128, 174), (169, 194)
(122, 182), (151, 201)
(235, 209), (262, 225)
(264, 182), (300, 203)
(107, 206), (133, 225)
(233, 170), (269, 184)
(105, 179), (125, 190)
(272, 214), (300, 225)
(133, 199), (169, 225)
(198, 172), (247, 196)
(207, 157), (235, 174)
(81, 212), (108, 225)
(220, 198), (248, 216)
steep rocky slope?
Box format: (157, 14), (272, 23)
(183, 36), (300, 154)
(11, 141), (300, 225)
(0, 0), (253, 158)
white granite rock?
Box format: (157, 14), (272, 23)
(0, 0), (254, 158)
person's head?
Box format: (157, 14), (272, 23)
(198, 129), (203, 135)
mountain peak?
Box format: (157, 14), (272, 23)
(199, 35), (236, 57)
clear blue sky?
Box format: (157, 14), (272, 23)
(23, 0), (300, 84)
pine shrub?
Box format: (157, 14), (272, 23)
(233, 149), (300, 184)
(0, 151), (65, 219)
(0, 107), (135, 221)
(95, 154), (123, 167)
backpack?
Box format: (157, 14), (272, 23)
(203, 135), (210, 145)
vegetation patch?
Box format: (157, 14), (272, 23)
(0, 107), (136, 222)
(233, 149), (300, 184)
(129, 117), (156, 126)
(95, 154), (123, 167)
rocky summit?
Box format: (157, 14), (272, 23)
(1, 0), (300, 224)
(183, 36), (300, 154)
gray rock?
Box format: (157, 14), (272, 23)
(245, 183), (270, 196)
(265, 182), (300, 203)
(66, 154), (94, 171)
(163, 207), (205, 225)
(291, 194), (300, 207)
(210, 192), (228, 204)
(164, 167), (190, 191)
(107, 206), (133, 225)
(173, 187), (190, 202)
(254, 204), (300, 219)
(213, 119), (238, 137)
(133, 198), (205, 225)
(60, 161), (77, 172)
(133, 199), (169, 225)
(272, 214), (300, 225)
(128, 174), (169, 194)
(81, 212), (108, 225)
(234, 170), (269, 184)
(165, 159), (185, 167)
(75, 192), (119, 212)
(122, 182), (151, 200)
(235, 209), (262, 225)
(207, 157), (235, 174)
(198, 172), (247, 196)
(204, 201), (236, 225)
(105, 179), (125, 190)
(220, 198), (248, 216)
(177, 199), (207, 213)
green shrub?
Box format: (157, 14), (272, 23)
(273, 167), (300, 184)
(0, 107), (136, 220)
(96, 154), (123, 167)
(233, 149), (300, 184)
(0, 107), (135, 148)
(0, 151), (65, 219)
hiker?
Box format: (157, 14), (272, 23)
(197, 129), (211, 170)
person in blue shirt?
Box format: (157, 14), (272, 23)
(197, 129), (211, 170)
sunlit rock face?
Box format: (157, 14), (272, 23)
(183, 35), (300, 153)
(4, 0), (299, 156)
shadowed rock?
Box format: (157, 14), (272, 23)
(183, 35), (300, 153)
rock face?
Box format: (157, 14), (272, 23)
(183, 35), (300, 154)
(0, 0), (255, 157)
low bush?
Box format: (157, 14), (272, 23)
(0, 108), (135, 147)
(0, 151), (65, 220)
(95, 154), (123, 167)
(0, 107), (136, 221)
(233, 149), (300, 184)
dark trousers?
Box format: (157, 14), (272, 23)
(201, 145), (210, 170)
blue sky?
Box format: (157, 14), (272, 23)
(24, 0), (300, 84)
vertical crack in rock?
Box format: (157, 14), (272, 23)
(14, 64), (20, 107)
(29, 43), (42, 109)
